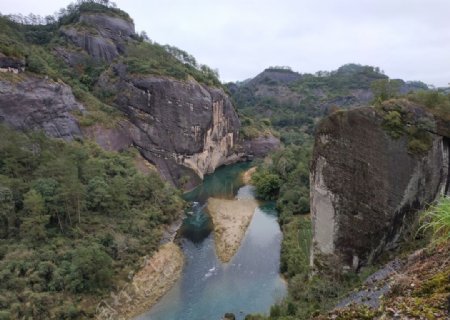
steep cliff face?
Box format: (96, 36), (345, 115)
(95, 66), (242, 187)
(0, 76), (84, 140)
(310, 105), (450, 271)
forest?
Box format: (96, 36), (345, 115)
(0, 125), (184, 319)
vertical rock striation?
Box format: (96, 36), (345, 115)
(96, 69), (242, 188)
(310, 106), (450, 271)
(0, 76), (84, 140)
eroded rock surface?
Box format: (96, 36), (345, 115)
(243, 134), (281, 158)
(0, 76), (83, 140)
(311, 106), (450, 271)
(96, 67), (243, 187)
(60, 12), (135, 63)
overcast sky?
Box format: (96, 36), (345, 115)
(1, 0), (449, 86)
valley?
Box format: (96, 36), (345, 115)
(0, 1), (449, 320)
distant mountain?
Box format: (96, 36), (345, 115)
(227, 63), (428, 143)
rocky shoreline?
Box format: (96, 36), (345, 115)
(98, 242), (184, 320)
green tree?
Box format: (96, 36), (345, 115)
(252, 171), (281, 200)
(67, 245), (113, 293)
(382, 110), (404, 138)
(20, 215), (49, 241)
(86, 177), (112, 212)
(23, 189), (45, 215)
(371, 79), (402, 103)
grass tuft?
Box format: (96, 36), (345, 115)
(420, 196), (450, 244)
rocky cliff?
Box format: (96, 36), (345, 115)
(0, 5), (247, 189)
(310, 102), (450, 271)
(0, 76), (84, 140)
(95, 66), (242, 187)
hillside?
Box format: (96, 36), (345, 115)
(0, 125), (184, 319)
(228, 64), (428, 145)
(0, 0), (274, 190)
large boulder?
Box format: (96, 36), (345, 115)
(310, 105), (449, 271)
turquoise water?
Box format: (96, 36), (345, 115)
(138, 163), (287, 320)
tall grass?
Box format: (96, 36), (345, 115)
(420, 196), (450, 243)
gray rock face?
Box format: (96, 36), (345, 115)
(0, 76), (84, 140)
(96, 66), (243, 188)
(310, 107), (449, 271)
(60, 13), (135, 62)
(79, 13), (135, 40)
(243, 134), (281, 158)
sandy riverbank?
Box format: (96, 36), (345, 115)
(207, 197), (258, 263)
(104, 242), (184, 319)
(241, 167), (256, 185)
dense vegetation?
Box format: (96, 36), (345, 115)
(123, 41), (221, 87)
(231, 64), (392, 142)
(0, 125), (184, 319)
(251, 142), (312, 218)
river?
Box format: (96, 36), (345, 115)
(137, 163), (287, 320)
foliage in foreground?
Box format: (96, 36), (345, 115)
(420, 196), (450, 244)
(252, 141), (312, 218)
(0, 125), (184, 319)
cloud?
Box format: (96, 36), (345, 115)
(1, 0), (449, 86)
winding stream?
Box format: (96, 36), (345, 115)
(138, 163), (287, 320)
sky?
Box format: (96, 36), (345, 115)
(1, 0), (449, 87)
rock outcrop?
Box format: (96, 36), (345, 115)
(59, 12), (135, 63)
(0, 76), (84, 140)
(55, 10), (246, 188)
(243, 134), (281, 158)
(96, 66), (242, 188)
(310, 105), (450, 271)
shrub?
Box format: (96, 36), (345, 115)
(420, 196), (450, 243)
(67, 245), (113, 293)
(382, 110), (404, 138)
(251, 170), (281, 200)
